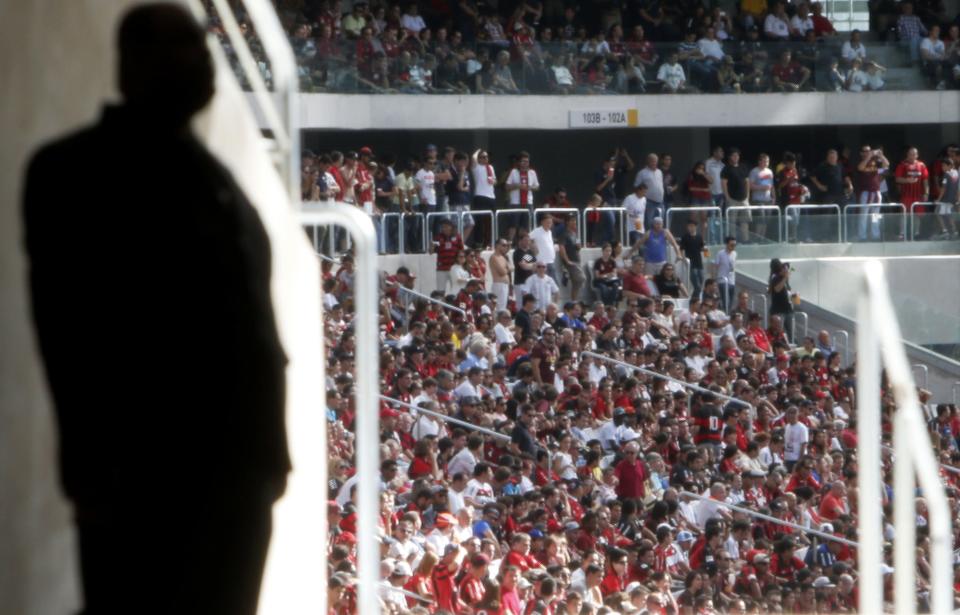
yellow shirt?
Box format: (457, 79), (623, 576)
(741, 0), (768, 16)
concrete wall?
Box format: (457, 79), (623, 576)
(294, 91), (960, 130)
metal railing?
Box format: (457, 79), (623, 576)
(856, 261), (951, 615)
(783, 204), (842, 244)
(494, 208), (534, 244)
(679, 491), (858, 547)
(749, 293), (769, 328)
(383, 281), (466, 317)
(581, 351), (754, 415)
(842, 202), (907, 243)
(954, 382), (960, 406)
(913, 363), (929, 388)
(909, 201), (937, 241)
(581, 206), (628, 247)
(834, 329), (850, 365)
(793, 311), (809, 342)
(380, 395), (510, 441)
(725, 205), (782, 244)
(300, 205), (381, 615)
(666, 206), (723, 245)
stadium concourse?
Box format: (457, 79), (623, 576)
(316, 144), (960, 614)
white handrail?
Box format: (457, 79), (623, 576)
(678, 491), (858, 547)
(383, 281), (466, 316)
(581, 351), (754, 415)
(380, 395), (511, 442)
(833, 329), (850, 365)
(300, 205), (381, 615)
(858, 261), (952, 615)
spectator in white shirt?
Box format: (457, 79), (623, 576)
(841, 30), (867, 65)
(448, 434), (483, 478)
(526, 262), (560, 311)
(400, 2), (426, 35)
(657, 53), (688, 92)
(764, 2), (791, 41)
(528, 215), (558, 282)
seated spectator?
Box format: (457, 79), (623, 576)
(841, 29), (868, 68)
(771, 50), (812, 92)
(764, 2), (792, 42)
(657, 52), (693, 93)
(621, 257), (652, 301)
(810, 2), (837, 38)
(920, 25), (948, 89)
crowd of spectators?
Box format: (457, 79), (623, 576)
(302, 140), (960, 260)
(318, 146), (960, 615)
(205, 1), (960, 93)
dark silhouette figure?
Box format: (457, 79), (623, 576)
(22, 4), (288, 613)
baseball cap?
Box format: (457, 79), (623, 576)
(392, 561), (413, 577)
(676, 531), (694, 543)
(753, 552), (769, 564)
(435, 512), (457, 528)
(380, 406), (400, 419)
(812, 576), (835, 588)
(359, 146), (373, 156)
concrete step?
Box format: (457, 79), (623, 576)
(883, 66), (930, 90)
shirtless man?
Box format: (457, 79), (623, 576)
(489, 238), (513, 310)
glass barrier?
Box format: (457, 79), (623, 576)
(726, 205), (782, 244)
(784, 204), (842, 243)
(911, 203), (960, 241)
(582, 207), (628, 248)
(252, 36), (945, 95)
(666, 206), (723, 245)
(842, 203), (907, 243)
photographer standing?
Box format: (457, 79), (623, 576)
(769, 258), (795, 342)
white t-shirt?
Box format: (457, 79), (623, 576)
(623, 193), (647, 232)
(528, 226), (556, 264)
(706, 158), (725, 196)
(714, 248), (736, 284)
(526, 274), (559, 311)
(764, 14), (790, 39)
(448, 447), (478, 478)
(415, 168), (436, 206)
(464, 478), (496, 507)
(494, 322), (516, 345)
(784, 421), (809, 462)
(841, 41), (867, 62)
(698, 38), (724, 61)
(791, 15), (813, 36)
(847, 68), (870, 92)
(471, 162), (497, 199)
(920, 37), (946, 60)
(506, 168), (540, 206)
(749, 167), (775, 203)
(657, 62), (685, 90)
(635, 167), (665, 202)
(400, 13), (426, 33)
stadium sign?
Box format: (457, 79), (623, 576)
(568, 108), (639, 128)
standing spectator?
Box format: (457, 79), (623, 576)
(505, 151), (540, 241)
(776, 153), (807, 239)
(594, 149), (633, 244)
(434, 219), (464, 293)
(512, 231), (537, 304)
(637, 217), (682, 276)
(768, 258), (795, 342)
(706, 146), (726, 209)
(623, 183), (648, 245)
(527, 262), (560, 311)
(722, 148), (752, 242)
(471, 149), (498, 244)
(678, 220), (706, 300)
(635, 153), (666, 231)
(855, 144), (890, 241)
(449, 151), (476, 247)
(749, 152), (776, 242)
(712, 236), (737, 311)
(934, 156), (959, 238)
(782, 407), (809, 470)
(416, 156), (439, 232)
(897, 2), (928, 63)
(661, 153), (679, 208)
(558, 216), (586, 302)
(489, 239), (513, 311)
(529, 215), (558, 283)
(894, 147), (930, 237)
(811, 149), (853, 206)
(614, 441), (647, 499)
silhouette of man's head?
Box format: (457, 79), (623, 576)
(118, 3), (214, 126)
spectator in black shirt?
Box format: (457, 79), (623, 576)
(721, 148), (752, 242)
(514, 293), (537, 337)
(678, 219), (706, 300)
(512, 231), (537, 304)
(512, 404), (539, 456)
(811, 149), (853, 206)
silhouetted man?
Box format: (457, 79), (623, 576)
(23, 5), (288, 614)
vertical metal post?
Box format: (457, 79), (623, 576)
(856, 266), (883, 615)
(299, 205), (381, 615)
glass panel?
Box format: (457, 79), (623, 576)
(784, 207), (842, 243)
(843, 204), (907, 243)
(666, 207), (723, 245)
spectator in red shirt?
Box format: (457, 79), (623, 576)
(621, 257), (652, 301)
(894, 146), (930, 216)
(431, 545), (461, 613)
(504, 532), (544, 573)
(771, 50), (811, 91)
(433, 219), (463, 296)
(810, 2), (837, 37)
(600, 547), (630, 596)
(819, 480), (849, 520)
(459, 553), (490, 611)
(613, 441), (647, 499)
(770, 538), (806, 582)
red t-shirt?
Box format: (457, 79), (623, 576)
(622, 271), (651, 297)
(819, 492), (848, 520)
(435, 233), (464, 271)
(600, 572), (625, 596)
(771, 61), (804, 85)
(432, 563), (458, 612)
(459, 575), (486, 608)
(895, 160), (929, 206)
(693, 404), (724, 443)
(614, 458), (647, 499)
(505, 550), (540, 573)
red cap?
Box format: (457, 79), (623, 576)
(337, 531), (357, 544)
(435, 512), (457, 528)
(381, 406), (400, 419)
(359, 146), (373, 156)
